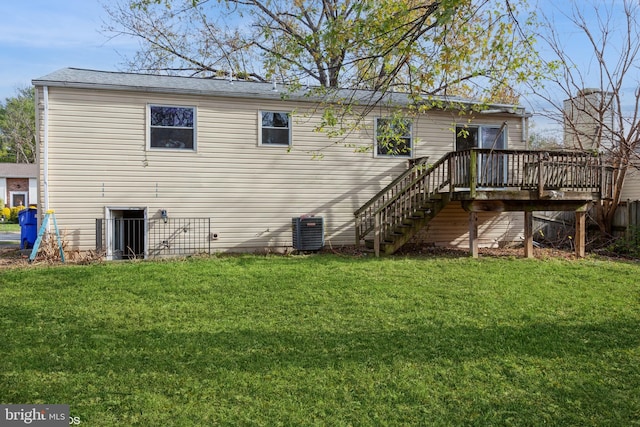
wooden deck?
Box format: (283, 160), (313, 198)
(355, 149), (614, 258)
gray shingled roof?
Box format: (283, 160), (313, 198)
(33, 68), (300, 101)
(32, 68), (525, 113)
(0, 163), (37, 178)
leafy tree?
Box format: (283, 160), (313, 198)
(104, 0), (542, 105)
(0, 87), (36, 163)
(533, 0), (640, 234)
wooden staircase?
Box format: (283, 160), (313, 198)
(365, 194), (450, 254)
(354, 154), (454, 255)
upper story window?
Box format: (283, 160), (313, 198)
(260, 111), (291, 146)
(375, 117), (413, 158)
(149, 105), (196, 150)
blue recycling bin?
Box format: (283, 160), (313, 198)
(18, 208), (38, 250)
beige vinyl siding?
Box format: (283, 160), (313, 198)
(416, 203), (524, 248)
(36, 85), (525, 254)
(621, 166), (640, 201)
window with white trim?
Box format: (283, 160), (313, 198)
(149, 105), (196, 150)
(10, 191), (28, 208)
(375, 117), (413, 158)
(260, 111), (291, 146)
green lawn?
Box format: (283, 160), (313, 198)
(0, 222), (20, 232)
(1, 255), (639, 426)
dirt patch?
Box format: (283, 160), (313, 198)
(0, 244), (103, 268)
(1, 244), (635, 269)
(321, 244), (581, 260)
(0, 247), (30, 268)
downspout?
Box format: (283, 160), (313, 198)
(43, 86), (49, 213)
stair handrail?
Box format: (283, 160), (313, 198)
(354, 156), (429, 217)
(370, 153), (453, 250)
(373, 153), (452, 216)
(355, 153), (454, 244)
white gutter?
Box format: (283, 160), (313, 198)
(43, 86), (49, 213)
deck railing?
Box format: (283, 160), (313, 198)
(450, 149), (610, 194)
(355, 149), (614, 245)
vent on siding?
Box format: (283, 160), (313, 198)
(292, 217), (324, 251)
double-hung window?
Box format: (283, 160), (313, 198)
(149, 105), (196, 150)
(260, 111), (291, 146)
(375, 117), (413, 158)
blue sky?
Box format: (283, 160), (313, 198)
(0, 0), (136, 100)
(0, 0), (635, 135)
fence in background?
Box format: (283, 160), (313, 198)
(613, 200), (640, 240)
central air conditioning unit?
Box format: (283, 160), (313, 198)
(292, 216), (324, 251)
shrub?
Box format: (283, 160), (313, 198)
(9, 206), (25, 223)
(609, 226), (640, 258)
(2, 207), (10, 221)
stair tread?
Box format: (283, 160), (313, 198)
(358, 169), (452, 254)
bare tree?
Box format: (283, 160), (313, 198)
(528, 121), (563, 150)
(533, 0), (640, 234)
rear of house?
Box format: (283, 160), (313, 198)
(32, 68), (528, 259)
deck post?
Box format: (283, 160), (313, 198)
(374, 211), (381, 257)
(575, 210), (586, 258)
(537, 152), (545, 198)
(524, 211), (534, 258)
(469, 212), (478, 258)
(448, 155), (454, 196)
(469, 149), (477, 198)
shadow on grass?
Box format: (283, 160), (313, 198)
(3, 314), (638, 375)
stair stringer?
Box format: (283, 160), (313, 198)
(366, 193), (451, 254)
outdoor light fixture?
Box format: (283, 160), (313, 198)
(161, 209), (168, 223)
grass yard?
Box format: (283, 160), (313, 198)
(0, 222), (20, 232)
(1, 255), (639, 426)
